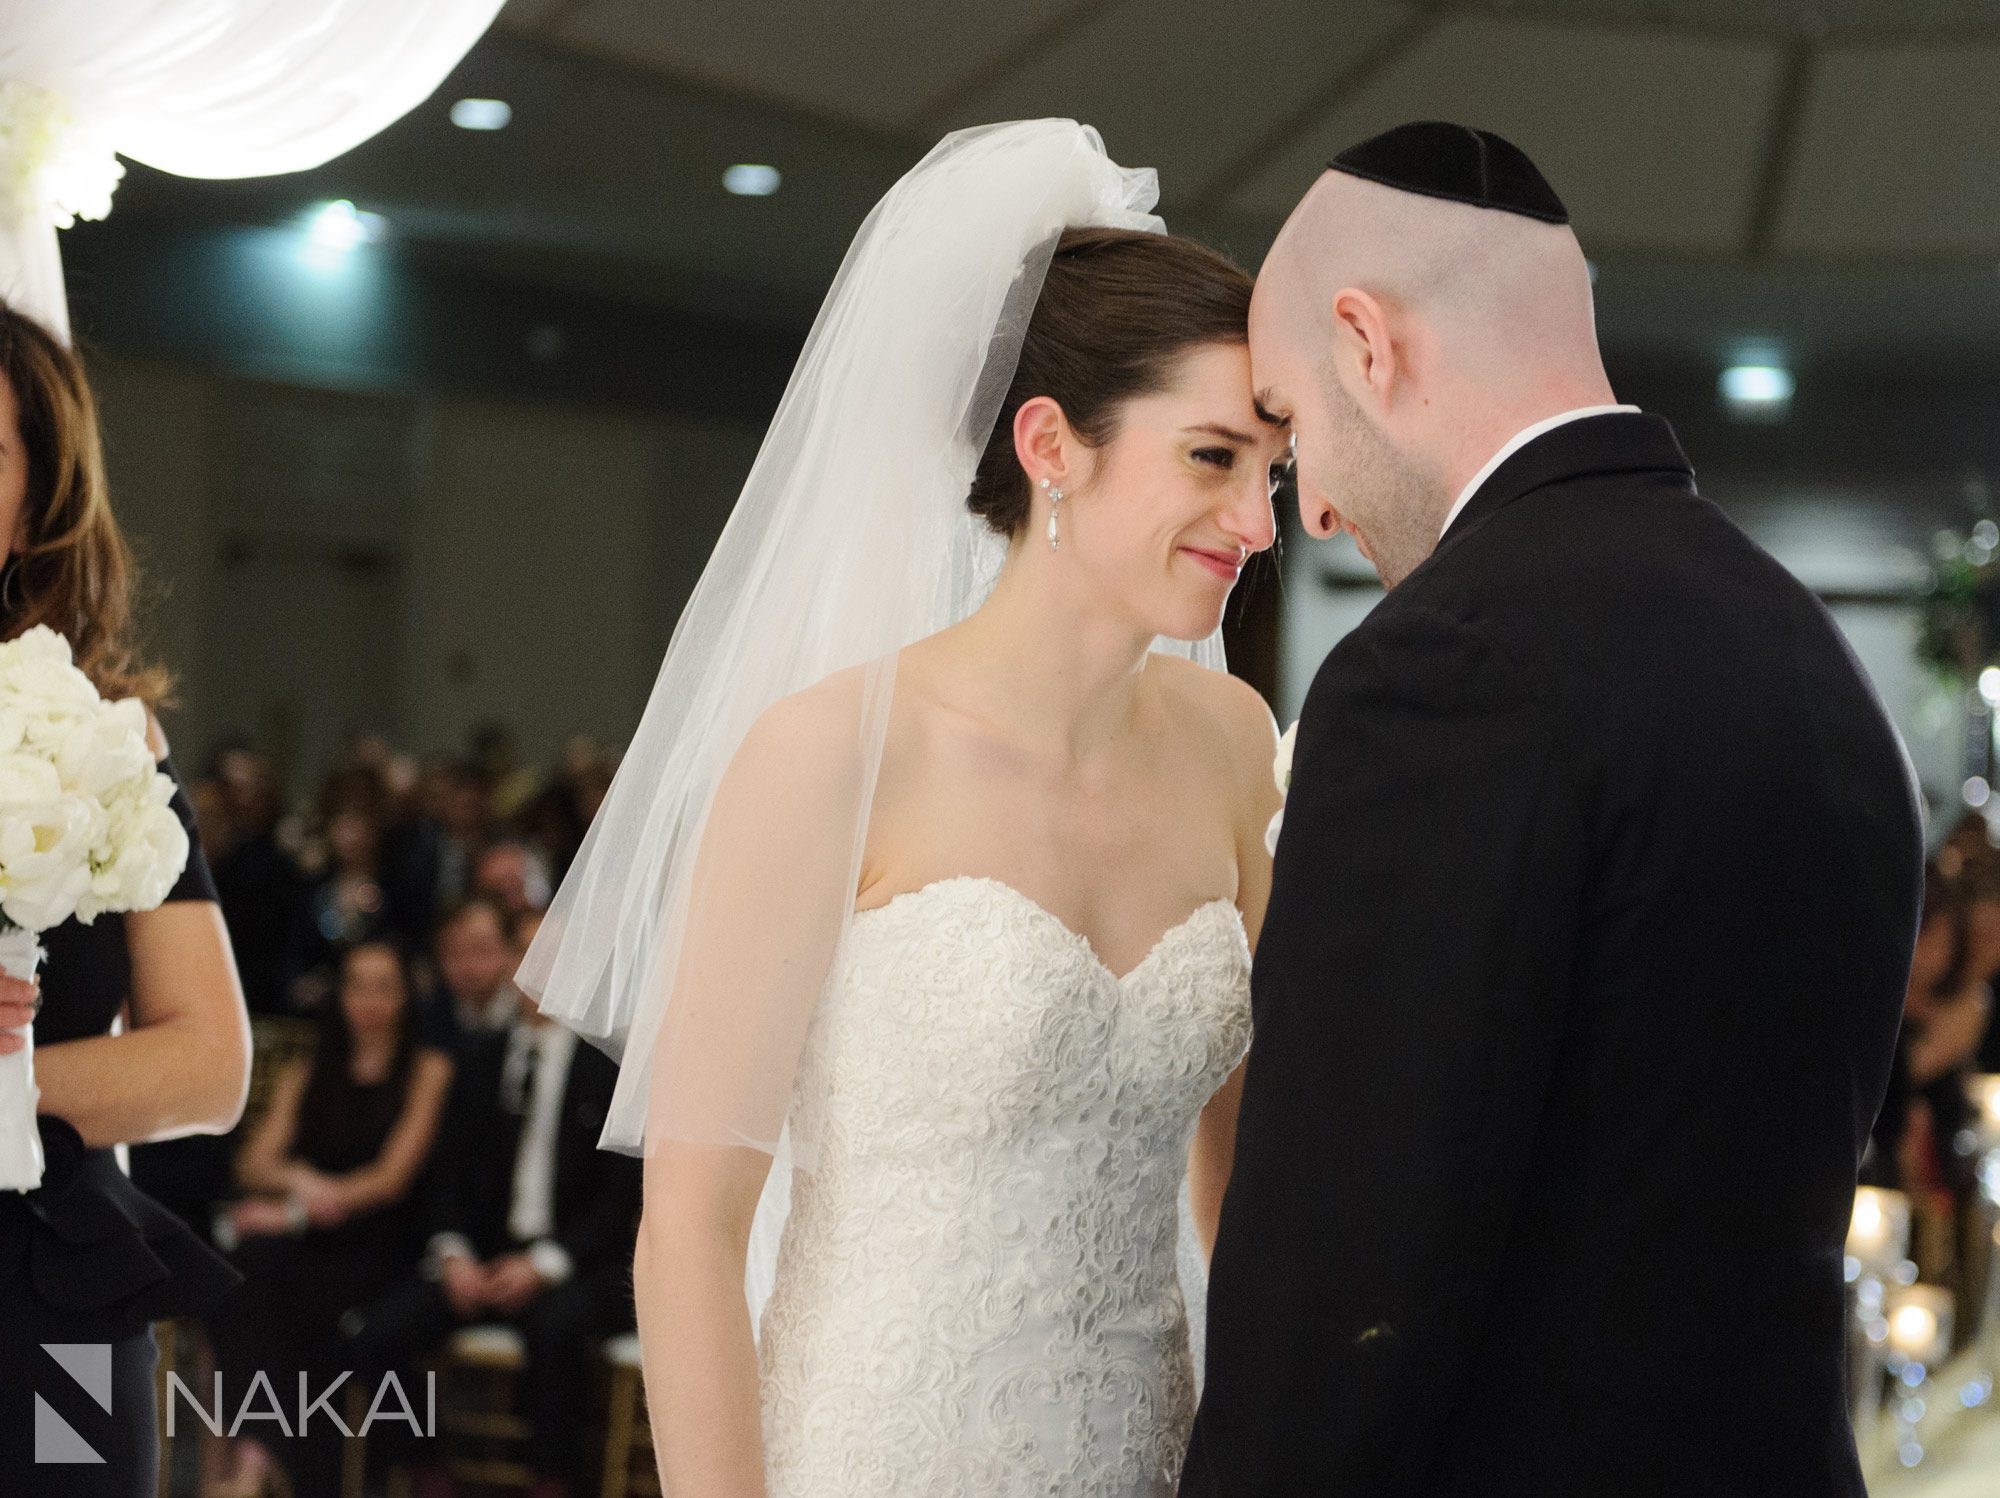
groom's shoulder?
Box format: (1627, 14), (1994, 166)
(1304, 478), (1774, 710)
(1414, 471), (1791, 639)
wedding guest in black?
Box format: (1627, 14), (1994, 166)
(375, 745), (449, 951)
(1867, 864), (1966, 1189)
(204, 938), (453, 1498)
(1967, 852), (2000, 1075)
(343, 910), (640, 1498)
(428, 758), (495, 908)
(204, 742), (311, 1017)
(1894, 860), (2000, 1206)
(0, 301), (251, 1497)
(422, 895), (519, 1053)
(291, 792), (399, 1011)
(518, 737), (613, 886)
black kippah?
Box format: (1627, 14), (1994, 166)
(1328, 121), (1568, 225)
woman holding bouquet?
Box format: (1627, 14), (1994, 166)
(0, 303), (252, 1496)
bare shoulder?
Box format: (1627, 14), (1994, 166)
(725, 666), (875, 802)
(1147, 653), (1279, 773)
(144, 708), (170, 762)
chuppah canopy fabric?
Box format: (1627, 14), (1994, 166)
(0, 0), (505, 340)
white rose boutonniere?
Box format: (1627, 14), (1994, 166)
(1266, 720), (1299, 857)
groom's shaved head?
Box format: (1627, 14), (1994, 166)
(1251, 140), (1614, 586)
(1256, 168), (1599, 386)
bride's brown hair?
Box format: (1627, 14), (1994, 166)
(0, 303), (172, 707)
(966, 226), (1254, 538)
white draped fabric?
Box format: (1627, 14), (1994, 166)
(0, 0), (504, 340)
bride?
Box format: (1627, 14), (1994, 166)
(519, 120), (1290, 1496)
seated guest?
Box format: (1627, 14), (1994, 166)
(1908, 861), (2000, 1193)
(423, 895), (519, 1052)
(290, 796), (401, 1012)
(205, 743), (311, 1017)
(429, 758), (496, 907)
(1868, 865), (1963, 1187)
(343, 930), (641, 1498)
(204, 940), (454, 1498)
(1971, 851), (2000, 1076)
(471, 838), (553, 922)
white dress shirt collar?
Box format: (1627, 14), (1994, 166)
(1438, 404), (1640, 540)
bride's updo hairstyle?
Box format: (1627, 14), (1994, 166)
(967, 226), (1253, 539)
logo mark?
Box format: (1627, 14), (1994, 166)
(37, 1342), (111, 1464)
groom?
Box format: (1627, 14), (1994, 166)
(1184, 124), (1922, 1496)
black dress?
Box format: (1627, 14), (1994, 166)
(0, 755), (239, 1495)
(203, 1034), (433, 1496)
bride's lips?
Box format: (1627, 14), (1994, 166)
(1181, 545), (1244, 581)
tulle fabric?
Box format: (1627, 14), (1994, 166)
(0, 0), (504, 340)
(516, 120), (1223, 1179)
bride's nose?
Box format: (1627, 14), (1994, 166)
(1220, 477), (1278, 556)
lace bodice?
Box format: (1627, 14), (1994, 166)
(757, 875), (1252, 1497)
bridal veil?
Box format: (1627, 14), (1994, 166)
(516, 124), (1226, 1323)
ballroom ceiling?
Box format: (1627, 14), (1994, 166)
(495, 0), (2000, 261)
(88, 0), (2000, 366)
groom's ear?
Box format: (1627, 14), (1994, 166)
(1329, 287), (1397, 415)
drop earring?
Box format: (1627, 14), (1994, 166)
(1040, 477), (1065, 552)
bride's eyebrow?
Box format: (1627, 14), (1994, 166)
(1182, 422), (1255, 443)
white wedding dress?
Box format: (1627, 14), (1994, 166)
(756, 874), (1253, 1497)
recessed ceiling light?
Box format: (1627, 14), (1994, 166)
(1719, 362), (1794, 420)
(723, 163), (781, 197)
(307, 199), (385, 252)
(450, 98), (512, 131)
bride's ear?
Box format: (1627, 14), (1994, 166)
(1012, 394), (1072, 488)
(1330, 287), (1397, 417)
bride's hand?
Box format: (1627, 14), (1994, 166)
(0, 974), (40, 1055)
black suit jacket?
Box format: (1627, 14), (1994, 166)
(1183, 414), (1921, 1497)
(425, 1025), (641, 1283)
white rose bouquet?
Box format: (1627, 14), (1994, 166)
(0, 625), (189, 1190)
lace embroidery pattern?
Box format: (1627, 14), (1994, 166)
(759, 876), (1252, 1497)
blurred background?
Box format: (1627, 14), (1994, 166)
(40, 2), (2000, 1492)
(64, 0), (2000, 807)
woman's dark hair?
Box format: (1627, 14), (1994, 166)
(966, 227), (1254, 539)
(301, 939), (419, 1116)
(0, 303), (171, 704)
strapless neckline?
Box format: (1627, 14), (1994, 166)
(767, 866), (1251, 1495)
(854, 874), (1239, 986)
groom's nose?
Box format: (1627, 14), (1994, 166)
(1299, 488), (1341, 539)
